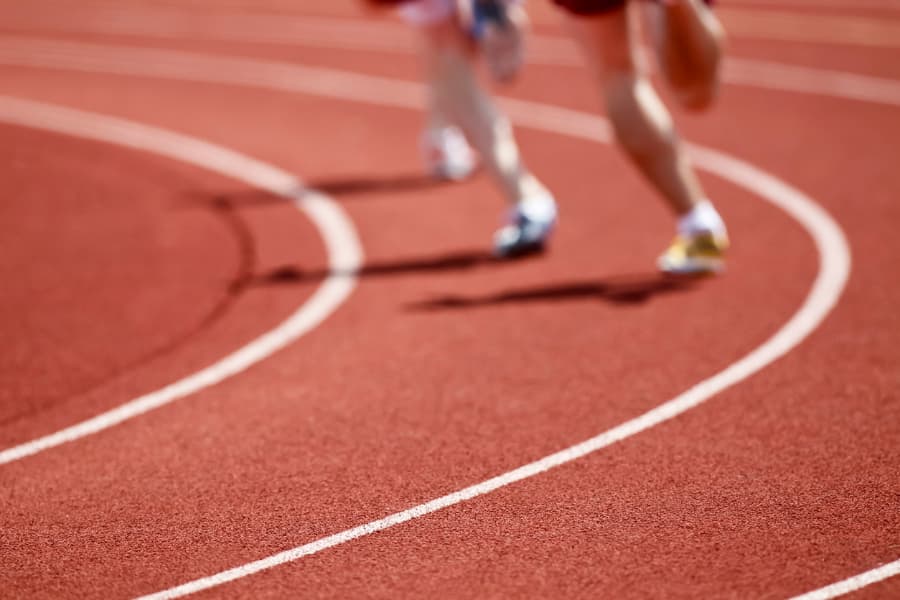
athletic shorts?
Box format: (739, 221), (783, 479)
(368, 0), (711, 25)
(552, 0), (712, 17)
(395, 0), (525, 26)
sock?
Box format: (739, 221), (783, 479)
(516, 182), (557, 223)
(678, 200), (726, 236)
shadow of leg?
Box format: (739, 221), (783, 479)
(408, 272), (701, 310)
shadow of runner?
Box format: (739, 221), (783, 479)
(178, 171), (461, 209)
(408, 273), (700, 310)
(309, 172), (461, 197)
(246, 248), (541, 285)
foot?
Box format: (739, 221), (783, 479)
(657, 231), (729, 274)
(493, 192), (557, 258)
(421, 125), (476, 181)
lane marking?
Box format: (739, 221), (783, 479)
(10, 43), (856, 598)
(138, 150), (852, 597)
(2, 36), (900, 118)
(2, 22), (900, 107)
(5, 38), (889, 600)
(789, 559), (900, 600)
(0, 97), (363, 465)
(721, 57), (900, 107)
(716, 8), (900, 48)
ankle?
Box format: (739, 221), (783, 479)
(678, 200), (726, 236)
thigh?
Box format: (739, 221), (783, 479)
(563, 2), (638, 82)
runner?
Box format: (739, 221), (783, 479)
(374, 0), (559, 257)
(556, 0), (728, 273)
(367, 0), (728, 272)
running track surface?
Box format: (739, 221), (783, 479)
(1, 1), (899, 598)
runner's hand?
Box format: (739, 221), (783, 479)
(462, 0), (528, 83)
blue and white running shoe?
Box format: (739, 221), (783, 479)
(493, 192), (558, 258)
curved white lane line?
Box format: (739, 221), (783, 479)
(16, 48), (851, 599)
(137, 150), (851, 600)
(0, 96), (363, 465)
(2, 33), (900, 107)
(4, 6), (900, 53)
(790, 559), (900, 600)
(137, 164), (850, 600)
(723, 57), (900, 107)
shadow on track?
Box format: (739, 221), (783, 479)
(246, 248), (523, 285)
(310, 172), (461, 197)
(181, 170), (460, 209)
(245, 254), (697, 309)
(408, 273), (698, 310)
(183, 181), (701, 313)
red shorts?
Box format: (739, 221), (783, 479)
(553, 0), (712, 16)
(365, 0), (712, 17)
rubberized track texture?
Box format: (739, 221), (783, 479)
(1, 1), (898, 599)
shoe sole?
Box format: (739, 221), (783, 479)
(493, 239), (549, 259)
(657, 256), (725, 275)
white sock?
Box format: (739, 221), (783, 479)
(516, 182), (557, 223)
(678, 200), (726, 236)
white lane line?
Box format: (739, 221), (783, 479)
(723, 57), (900, 107)
(0, 97), (363, 465)
(2, 21), (900, 106)
(14, 44), (853, 598)
(789, 559), (900, 599)
(138, 169), (850, 598)
(715, 9), (900, 49)
(2, 36), (900, 121)
(0, 39), (427, 108)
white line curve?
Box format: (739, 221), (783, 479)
(5, 45), (853, 598)
(136, 150), (852, 599)
(2, 30), (900, 107)
(0, 96), (363, 465)
(789, 559), (900, 600)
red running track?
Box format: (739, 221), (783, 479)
(0, 0), (898, 598)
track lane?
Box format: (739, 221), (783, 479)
(3, 10), (900, 82)
(1, 6), (898, 599)
(0, 122), (333, 452)
(0, 126), (237, 429)
(0, 57), (865, 599)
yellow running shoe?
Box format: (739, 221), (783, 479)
(657, 231), (729, 274)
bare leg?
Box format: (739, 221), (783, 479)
(418, 18), (548, 205)
(643, 0), (725, 110)
(566, 5), (703, 216)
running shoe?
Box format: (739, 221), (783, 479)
(421, 125), (476, 181)
(657, 231), (729, 274)
(493, 193), (557, 258)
